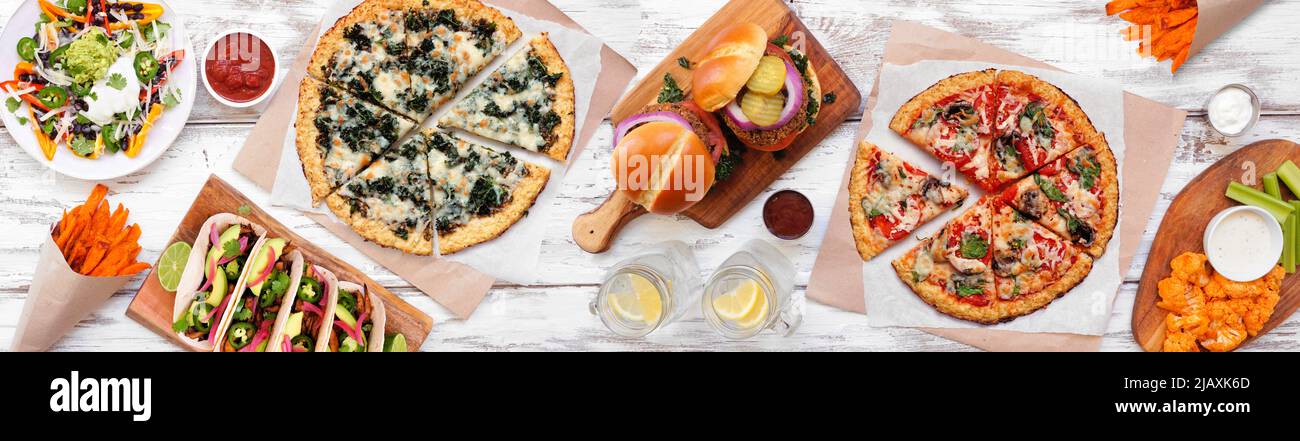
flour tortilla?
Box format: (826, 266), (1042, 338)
(211, 247), (304, 352)
(266, 263), (339, 352)
(171, 214), (268, 352)
(326, 281), (387, 352)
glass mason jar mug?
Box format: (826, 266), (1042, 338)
(591, 241), (702, 338)
(702, 240), (801, 339)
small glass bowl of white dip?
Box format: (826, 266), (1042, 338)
(1206, 84), (1261, 137)
(1203, 206), (1283, 282)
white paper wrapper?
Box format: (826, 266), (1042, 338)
(9, 233), (135, 352)
(269, 1), (604, 283)
(860, 60), (1127, 336)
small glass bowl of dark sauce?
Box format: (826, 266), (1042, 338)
(763, 190), (814, 240)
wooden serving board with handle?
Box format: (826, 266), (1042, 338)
(1132, 139), (1300, 352)
(126, 175), (434, 351)
(572, 0), (861, 254)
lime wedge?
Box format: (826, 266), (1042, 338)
(384, 333), (408, 352)
(156, 241), (191, 292)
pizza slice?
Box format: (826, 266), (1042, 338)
(296, 77), (417, 206)
(309, 0), (521, 121)
(889, 69), (997, 187)
(893, 196), (998, 324)
(849, 141), (969, 261)
(396, 1), (522, 120)
(308, 1), (414, 115)
(1000, 137), (1119, 258)
(438, 34), (576, 162)
(325, 129), (437, 256)
(427, 130), (550, 255)
(985, 70), (1085, 189)
(989, 199), (1094, 320)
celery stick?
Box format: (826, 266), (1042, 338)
(1287, 212), (1297, 274)
(1227, 181), (1295, 223)
(1264, 173), (1282, 199)
(1277, 161), (1300, 198)
(1292, 201), (1300, 269)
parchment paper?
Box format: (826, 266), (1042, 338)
(806, 21), (1188, 351)
(1189, 0), (1266, 59)
(9, 233), (135, 352)
(861, 61), (1125, 335)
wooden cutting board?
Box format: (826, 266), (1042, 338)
(1132, 139), (1300, 352)
(572, 0), (861, 253)
(126, 175), (434, 351)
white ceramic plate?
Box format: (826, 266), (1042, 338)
(0, 0), (196, 181)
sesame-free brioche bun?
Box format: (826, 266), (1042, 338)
(692, 23), (768, 112)
(612, 122), (717, 215)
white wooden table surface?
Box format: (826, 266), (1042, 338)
(3, 0), (1299, 352)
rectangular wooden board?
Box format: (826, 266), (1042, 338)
(126, 175), (435, 351)
(610, 0), (861, 229)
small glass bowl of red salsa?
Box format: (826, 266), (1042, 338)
(201, 30), (279, 108)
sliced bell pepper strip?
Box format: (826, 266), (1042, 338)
(141, 50), (185, 100)
(108, 4), (164, 31)
(38, 0), (86, 23)
(15, 61), (36, 79)
(125, 104), (163, 158)
(29, 108), (56, 160)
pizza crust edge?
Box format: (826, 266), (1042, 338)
(437, 163), (551, 255)
(887, 68), (997, 146)
(295, 78), (336, 207)
(531, 34), (577, 162)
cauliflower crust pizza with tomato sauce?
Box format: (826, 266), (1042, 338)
(877, 68), (1119, 325)
(849, 141), (968, 261)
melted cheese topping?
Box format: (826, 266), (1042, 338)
(334, 134), (434, 241)
(312, 85), (415, 189)
(428, 132), (530, 234)
(439, 47), (559, 152)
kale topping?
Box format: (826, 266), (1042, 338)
(343, 25), (370, 51)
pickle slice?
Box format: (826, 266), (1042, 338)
(741, 91), (787, 127)
(745, 56), (787, 96)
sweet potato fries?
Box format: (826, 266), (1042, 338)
(52, 184), (150, 277)
(1107, 0), (1199, 73)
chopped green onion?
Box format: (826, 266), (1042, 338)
(1227, 181), (1295, 223)
(1277, 161), (1300, 198)
(1264, 173), (1282, 199)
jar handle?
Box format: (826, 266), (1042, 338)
(768, 307), (802, 337)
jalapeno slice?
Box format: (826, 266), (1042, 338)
(17, 37), (37, 62)
(37, 86), (67, 109)
(226, 322), (255, 349)
(337, 291), (357, 315)
(49, 45), (69, 65)
(291, 335), (315, 352)
(297, 277), (322, 303)
(134, 51), (160, 83)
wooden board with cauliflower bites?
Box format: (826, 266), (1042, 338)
(1134, 140), (1300, 352)
(572, 0), (860, 253)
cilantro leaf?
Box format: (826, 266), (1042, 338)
(222, 238), (241, 258)
(17, 117), (28, 125)
(237, 204), (252, 216)
(771, 35), (790, 47)
(70, 136), (95, 156)
(6, 97), (20, 113)
(107, 73), (127, 90)
(677, 56), (691, 70)
(162, 88), (182, 107)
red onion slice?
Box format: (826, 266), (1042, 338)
(613, 111), (694, 148)
(722, 57), (805, 131)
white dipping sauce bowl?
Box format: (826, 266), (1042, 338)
(1203, 206), (1284, 282)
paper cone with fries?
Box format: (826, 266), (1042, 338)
(9, 185), (150, 352)
(1107, 0), (1265, 73)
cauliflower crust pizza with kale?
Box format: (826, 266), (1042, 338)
(296, 77), (416, 206)
(326, 130), (438, 256)
(427, 130), (550, 255)
(438, 34), (576, 162)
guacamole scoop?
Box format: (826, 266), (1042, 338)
(65, 28), (117, 85)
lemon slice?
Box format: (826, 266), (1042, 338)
(712, 280), (763, 321)
(735, 288), (770, 330)
(608, 274), (662, 325)
(156, 241), (192, 292)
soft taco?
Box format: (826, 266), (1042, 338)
(325, 281), (386, 352)
(268, 262), (339, 352)
(172, 214), (266, 352)
(213, 236), (304, 352)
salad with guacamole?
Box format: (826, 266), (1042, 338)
(2, 0), (183, 161)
